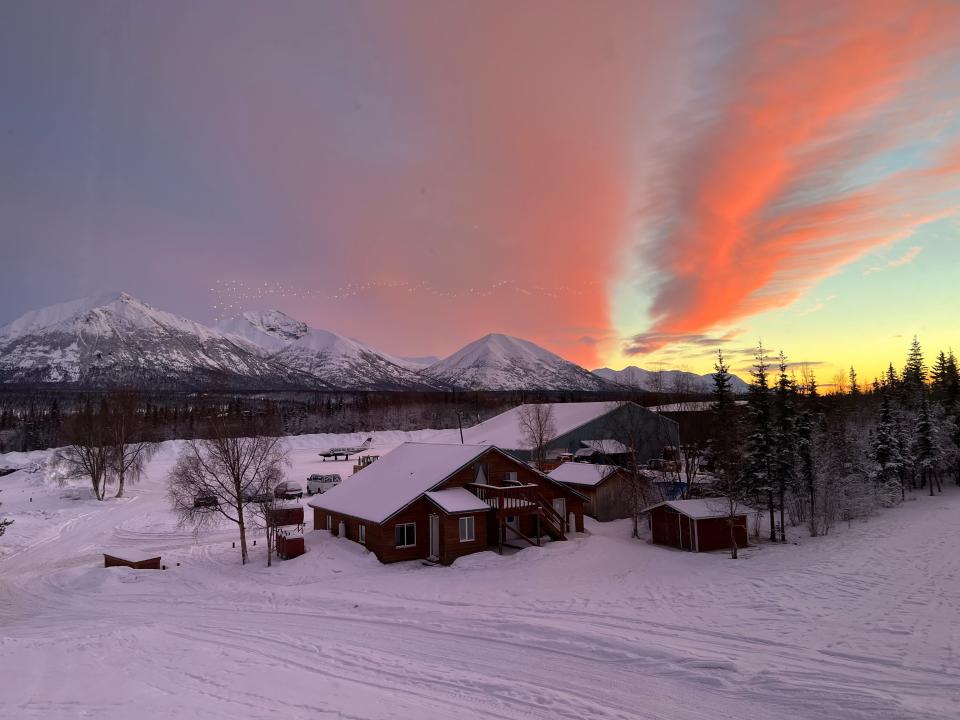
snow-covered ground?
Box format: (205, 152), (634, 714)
(1, 431), (958, 719)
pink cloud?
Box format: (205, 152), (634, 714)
(636, 1), (960, 353)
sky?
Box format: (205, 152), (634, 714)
(1, 1), (959, 385)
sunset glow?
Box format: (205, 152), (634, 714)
(2, 0), (958, 381)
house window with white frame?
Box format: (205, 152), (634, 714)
(358, 524), (366, 544)
(326, 515), (332, 531)
(459, 516), (475, 542)
(394, 522), (416, 548)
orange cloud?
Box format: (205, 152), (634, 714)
(638, 1), (960, 352)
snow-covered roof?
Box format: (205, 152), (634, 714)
(425, 488), (491, 514)
(642, 498), (756, 519)
(548, 463), (621, 488)
(460, 402), (624, 450)
(308, 442), (492, 523)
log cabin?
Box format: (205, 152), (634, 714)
(308, 442), (586, 565)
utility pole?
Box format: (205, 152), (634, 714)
(456, 411), (464, 444)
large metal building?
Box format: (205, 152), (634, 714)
(461, 401), (679, 464)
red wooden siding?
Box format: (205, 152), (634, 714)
(312, 447), (585, 564)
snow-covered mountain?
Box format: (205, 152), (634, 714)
(592, 366), (749, 394)
(392, 355), (441, 370)
(423, 333), (612, 391)
(0, 293), (737, 393)
(0, 292), (306, 390)
(217, 310), (441, 390)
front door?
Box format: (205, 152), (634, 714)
(429, 514), (440, 559)
(552, 497), (567, 530)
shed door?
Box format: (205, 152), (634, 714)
(429, 514), (440, 559)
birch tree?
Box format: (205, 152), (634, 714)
(517, 404), (556, 470)
(168, 418), (289, 565)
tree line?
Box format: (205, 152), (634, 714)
(708, 337), (959, 556)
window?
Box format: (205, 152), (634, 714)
(394, 522), (416, 548)
(358, 524), (366, 545)
(475, 463), (488, 484)
(504, 471), (519, 485)
(326, 515), (332, 531)
(459, 516), (475, 542)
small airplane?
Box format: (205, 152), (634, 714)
(318, 437), (373, 461)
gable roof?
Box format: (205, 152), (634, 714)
(308, 442), (491, 523)
(548, 462), (622, 488)
(460, 401), (625, 450)
(642, 498), (756, 520)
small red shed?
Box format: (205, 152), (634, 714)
(103, 550), (162, 569)
(645, 499), (752, 553)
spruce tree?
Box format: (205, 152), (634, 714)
(710, 350), (746, 558)
(848, 366), (860, 398)
(872, 391), (904, 500)
(931, 351), (950, 397)
(773, 353), (798, 542)
(902, 336), (927, 405)
(914, 394), (939, 496)
(797, 409), (817, 536)
(745, 343), (776, 541)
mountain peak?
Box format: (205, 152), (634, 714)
(424, 333), (609, 390)
(240, 310), (309, 341)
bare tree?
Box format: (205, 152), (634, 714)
(168, 418), (289, 565)
(670, 368), (696, 412)
(56, 401), (112, 500)
(601, 402), (662, 537)
(107, 390), (157, 498)
(517, 404), (556, 469)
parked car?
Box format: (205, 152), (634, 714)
(307, 473), (342, 495)
(241, 488), (273, 504)
(274, 481), (304, 500)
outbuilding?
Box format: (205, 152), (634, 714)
(547, 462), (633, 522)
(103, 550), (162, 570)
(644, 499), (751, 553)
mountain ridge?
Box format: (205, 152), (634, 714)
(1, 293), (741, 393)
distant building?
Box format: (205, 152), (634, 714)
(548, 462), (633, 522)
(460, 401), (679, 464)
(309, 442), (586, 565)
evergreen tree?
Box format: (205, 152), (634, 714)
(914, 394), (939, 496)
(773, 353), (798, 542)
(797, 409), (818, 536)
(931, 351), (951, 396)
(885, 363), (899, 392)
(710, 350), (747, 558)
(848, 366), (860, 398)
(872, 391), (904, 500)
(745, 343), (777, 542)
(902, 336), (927, 405)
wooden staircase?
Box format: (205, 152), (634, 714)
(468, 483), (568, 552)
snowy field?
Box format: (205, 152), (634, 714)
(1, 431), (959, 719)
